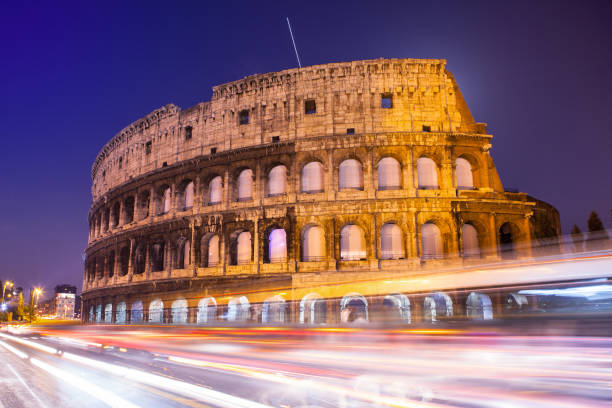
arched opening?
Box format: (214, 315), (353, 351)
(466, 292), (493, 320)
(111, 202), (121, 228)
(178, 180), (194, 210)
(176, 239), (190, 269)
(104, 304), (113, 323)
(119, 246), (129, 276)
(237, 169), (253, 201)
(301, 161), (324, 193)
(200, 234), (220, 267)
(197, 297), (217, 324)
(208, 176), (223, 205)
(380, 223), (404, 259)
(499, 223), (516, 259)
(116, 301), (126, 324)
(461, 223), (481, 258)
(423, 292), (453, 322)
(267, 165), (287, 196)
(417, 157), (438, 189)
(133, 244), (145, 275)
(149, 299), (164, 323)
(171, 298), (188, 324)
(381, 294), (411, 323)
(156, 186), (171, 215)
(340, 224), (366, 260)
(377, 157), (401, 190)
(88, 305), (94, 323)
(340, 293), (368, 323)
(230, 231), (251, 265)
(138, 190), (150, 220)
(421, 222), (443, 259)
(123, 196), (135, 224)
(95, 304), (102, 322)
(131, 301), (143, 323)
(151, 242), (165, 271)
(338, 159), (363, 190)
(107, 251), (115, 278)
(505, 293), (528, 312)
(262, 295), (287, 324)
(302, 225), (325, 262)
(299, 293), (326, 324)
(227, 296), (250, 322)
(455, 157), (474, 189)
(266, 228), (287, 263)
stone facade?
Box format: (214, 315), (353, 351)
(82, 58), (560, 325)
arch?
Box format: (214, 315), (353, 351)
(119, 246), (129, 276)
(227, 296), (250, 322)
(208, 175), (223, 205)
(267, 228), (287, 263)
(505, 293), (528, 311)
(200, 234), (220, 267)
(236, 231), (252, 265)
(499, 222), (516, 259)
(104, 303), (113, 323)
(299, 293), (326, 324)
(182, 180), (194, 209)
(338, 159), (363, 190)
(197, 297), (217, 324)
(302, 225), (325, 262)
(417, 157), (438, 189)
(95, 304), (102, 322)
(177, 239), (190, 269)
(237, 169), (253, 201)
(148, 299), (164, 323)
(171, 298), (188, 324)
(88, 305), (94, 323)
(111, 201), (120, 228)
(116, 301), (126, 324)
(107, 251), (115, 278)
(340, 224), (366, 260)
(267, 165), (287, 196)
(156, 186), (171, 214)
(262, 295), (287, 324)
(340, 293), (368, 323)
(131, 300), (143, 322)
(423, 292), (453, 322)
(380, 223), (404, 259)
(466, 292), (493, 320)
(377, 157), (401, 190)
(382, 294), (411, 322)
(455, 157), (474, 189)
(138, 190), (150, 220)
(123, 196), (135, 223)
(421, 222), (443, 259)
(151, 241), (165, 271)
(301, 161), (324, 193)
(462, 223), (481, 258)
(133, 244), (146, 275)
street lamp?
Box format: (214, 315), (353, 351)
(2, 281), (13, 303)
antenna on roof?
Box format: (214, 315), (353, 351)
(286, 17), (302, 68)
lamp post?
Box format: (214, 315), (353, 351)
(2, 281), (13, 303)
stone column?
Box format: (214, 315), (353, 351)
(488, 213), (498, 259)
(127, 238), (135, 281)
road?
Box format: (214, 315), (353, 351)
(1, 319), (611, 407)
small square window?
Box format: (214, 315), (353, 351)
(422, 125), (431, 132)
(239, 110), (249, 125)
(162, 162), (168, 167)
(305, 99), (316, 114)
(184, 126), (192, 140)
(272, 136), (280, 143)
(145, 141), (152, 155)
(346, 128), (355, 135)
(381, 94), (393, 109)
(210, 147), (217, 155)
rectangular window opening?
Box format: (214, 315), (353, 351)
(381, 94), (393, 109)
(422, 125), (431, 132)
(184, 126), (192, 140)
(145, 141), (152, 155)
(346, 128), (355, 135)
(272, 136), (280, 143)
(305, 99), (316, 114)
(210, 147), (217, 155)
(239, 110), (249, 125)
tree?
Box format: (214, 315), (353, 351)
(570, 225), (584, 252)
(17, 292), (25, 320)
(586, 211), (609, 251)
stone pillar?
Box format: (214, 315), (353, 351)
(488, 213), (498, 259)
(127, 238), (135, 281)
(224, 168), (230, 210)
(522, 215), (533, 259)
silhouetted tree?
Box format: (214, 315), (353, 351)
(17, 292), (25, 320)
(586, 211), (609, 251)
(570, 225), (584, 252)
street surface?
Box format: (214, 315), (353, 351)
(1, 319), (611, 408)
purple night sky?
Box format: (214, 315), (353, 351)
(1, 0), (611, 296)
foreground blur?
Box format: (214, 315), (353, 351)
(1, 316), (611, 408)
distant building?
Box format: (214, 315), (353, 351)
(54, 285), (77, 319)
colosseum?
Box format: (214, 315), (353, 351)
(82, 58), (560, 325)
